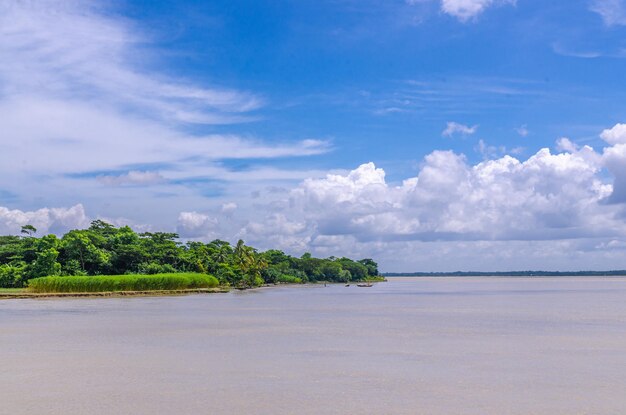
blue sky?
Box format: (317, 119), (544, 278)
(2, 0), (626, 271)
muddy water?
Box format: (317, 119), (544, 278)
(2, 277), (626, 414)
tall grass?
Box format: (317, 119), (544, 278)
(28, 273), (219, 293)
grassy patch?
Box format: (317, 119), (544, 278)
(27, 273), (219, 293)
(0, 288), (26, 293)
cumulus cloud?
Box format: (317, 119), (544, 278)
(555, 137), (579, 153)
(442, 121), (479, 137)
(597, 123), (626, 204)
(440, 0), (516, 22)
(176, 211), (219, 238)
(590, 0), (626, 26)
(5, 122), (626, 272)
(241, 214), (310, 251)
(174, 125), (626, 266)
(288, 149), (619, 243)
(0, 204), (90, 235)
(170, 124), (626, 263)
(600, 123), (626, 144)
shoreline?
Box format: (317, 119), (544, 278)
(0, 280), (385, 300)
(0, 287), (229, 300)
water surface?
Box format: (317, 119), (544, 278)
(2, 277), (626, 414)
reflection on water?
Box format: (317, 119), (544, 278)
(2, 277), (626, 415)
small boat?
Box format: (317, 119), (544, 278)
(345, 284), (350, 287)
(356, 283), (373, 287)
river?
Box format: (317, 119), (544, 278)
(2, 277), (626, 414)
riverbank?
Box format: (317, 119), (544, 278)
(0, 287), (229, 299)
(0, 279), (385, 299)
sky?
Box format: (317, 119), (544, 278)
(2, 0), (626, 272)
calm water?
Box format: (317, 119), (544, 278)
(2, 277), (626, 414)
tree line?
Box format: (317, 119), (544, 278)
(0, 220), (379, 288)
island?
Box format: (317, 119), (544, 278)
(0, 220), (381, 296)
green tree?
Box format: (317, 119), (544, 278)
(140, 232), (181, 268)
(319, 260), (343, 281)
(60, 230), (110, 274)
(30, 247), (61, 278)
(108, 226), (146, 274)
(358, 258), (379, 276)
(20, 224), (37, 237)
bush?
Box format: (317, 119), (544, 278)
(61, 260), (87, 276)
(140, 262), (177, 275)
(27, 273), (219, 293)
(0, 264), (26, 288)
(276, 274), (303, 284)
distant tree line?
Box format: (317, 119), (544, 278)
(384, 271), (626, 277)
(0, 221), (379, 288)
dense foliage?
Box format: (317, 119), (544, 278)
(0, 221), (379, 288)
(28, 273), (218, 293)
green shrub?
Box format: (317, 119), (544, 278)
(140, 262), (177, 275)
(27, 273), (219, 293)
(276, 274), (303, 284)
(0, 264), (26, 288)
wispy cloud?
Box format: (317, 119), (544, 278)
(442, 121), (478, 137)
(551, 42), (603, 59)
(0, 1), (261, 124)
(516, 125), (529, 137)
(590, 0), (626, 26)
(97, 171), (166, 187)
(0, 0), (332, 209)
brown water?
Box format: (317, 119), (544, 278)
(2, 277), (626, 414)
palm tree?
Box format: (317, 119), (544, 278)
(233, 240), (268, 287)
(20, 225), (37, 237)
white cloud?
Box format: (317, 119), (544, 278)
(170, 127), (626, 267)
(221, 202), (238, 215)
(442, 121), (478, 137)
(241, 214), (310, 252)
(599, 123), (626, 204)
(590, 0), (626, 26)
(287, 148), (618, 244)
(475, 139), (506, 159)
(176, 211), (218, 238)
(600, 123), (626, 144)
(440, 0), (516, 22)
(5, 124), (626, 271)
(0, 1), (331, 210)
(0, 204), (90, 235)
(555, 137), (579, 153)
(0, 1), (261, 123)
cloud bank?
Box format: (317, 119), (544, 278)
(3, 124), (626, 270)
(164, 124), (626, 270)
